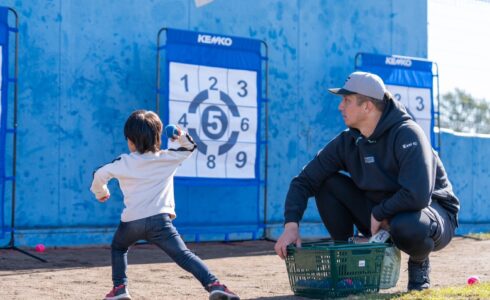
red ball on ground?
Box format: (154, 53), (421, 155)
(467, 275), (480, 285)
(35, 244), (45, 253)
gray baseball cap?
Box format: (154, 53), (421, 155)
(329, 71), (387, 100)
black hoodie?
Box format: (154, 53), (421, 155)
(284, 97), (459, 226)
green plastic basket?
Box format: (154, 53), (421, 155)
(285, 241), (388, 299)
(379, 245), (401, 289)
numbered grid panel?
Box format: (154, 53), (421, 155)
(386, 84), (433, 143)
(168, 62), (258, 179)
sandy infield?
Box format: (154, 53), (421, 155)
(0, 237), (489, 299)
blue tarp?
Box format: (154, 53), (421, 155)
(356, 52), (437, 148)
(159, 28), (265, 240)
(356, 52), (433, 88)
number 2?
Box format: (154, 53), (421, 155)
(209, 76), (218, 90)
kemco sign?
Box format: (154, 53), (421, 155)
(385, 56), (412, 67)
(197, 34), (233, 46)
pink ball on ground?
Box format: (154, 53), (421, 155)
(35, 244), (45, 253)
(467, 275), (480, 285)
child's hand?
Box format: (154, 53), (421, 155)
(165, 124), (182, 141)
(98, 193), (110, 202)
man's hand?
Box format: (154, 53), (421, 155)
(98, 193), (110, 202)
(371, 213), (389, 235)
(274, 222), (301, 260)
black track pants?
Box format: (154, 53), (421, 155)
(314, 172), (456, 261)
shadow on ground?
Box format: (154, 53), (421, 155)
(0, 239), (277, 273)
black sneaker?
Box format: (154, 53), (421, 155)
(407, 257), (431, 291)
(104, 284), (131, 300)
(207, 281), (240, 300)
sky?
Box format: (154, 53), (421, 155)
(428, 0), (490, 100)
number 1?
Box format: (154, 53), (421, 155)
(180, 74), (188, 92)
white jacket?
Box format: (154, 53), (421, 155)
(90, 133), (196, 222)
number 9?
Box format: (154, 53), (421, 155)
(235, 151), (247, 168)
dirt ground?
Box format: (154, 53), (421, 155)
(0, 237), (489, 299)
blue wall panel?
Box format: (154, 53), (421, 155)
(439, 130), (490, 234)
(2, 0), (469, 248)
(13, 1), (63, 228)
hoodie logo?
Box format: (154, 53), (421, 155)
(364, 156), (375, 164)
(402, 141), (418, 149)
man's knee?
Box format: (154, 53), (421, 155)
(390, 213), (428, 245)
(390, 212), (434, 258)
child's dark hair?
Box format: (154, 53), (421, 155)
(124, 110), (162, 153)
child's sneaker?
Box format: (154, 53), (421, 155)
(104, 284), (131, 300)
(207, 281), (240, 300)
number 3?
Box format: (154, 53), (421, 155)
(237, 80), (248, 97)
(415, 96), (425, 111)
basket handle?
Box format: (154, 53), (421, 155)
(350, 249), (372, 256)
